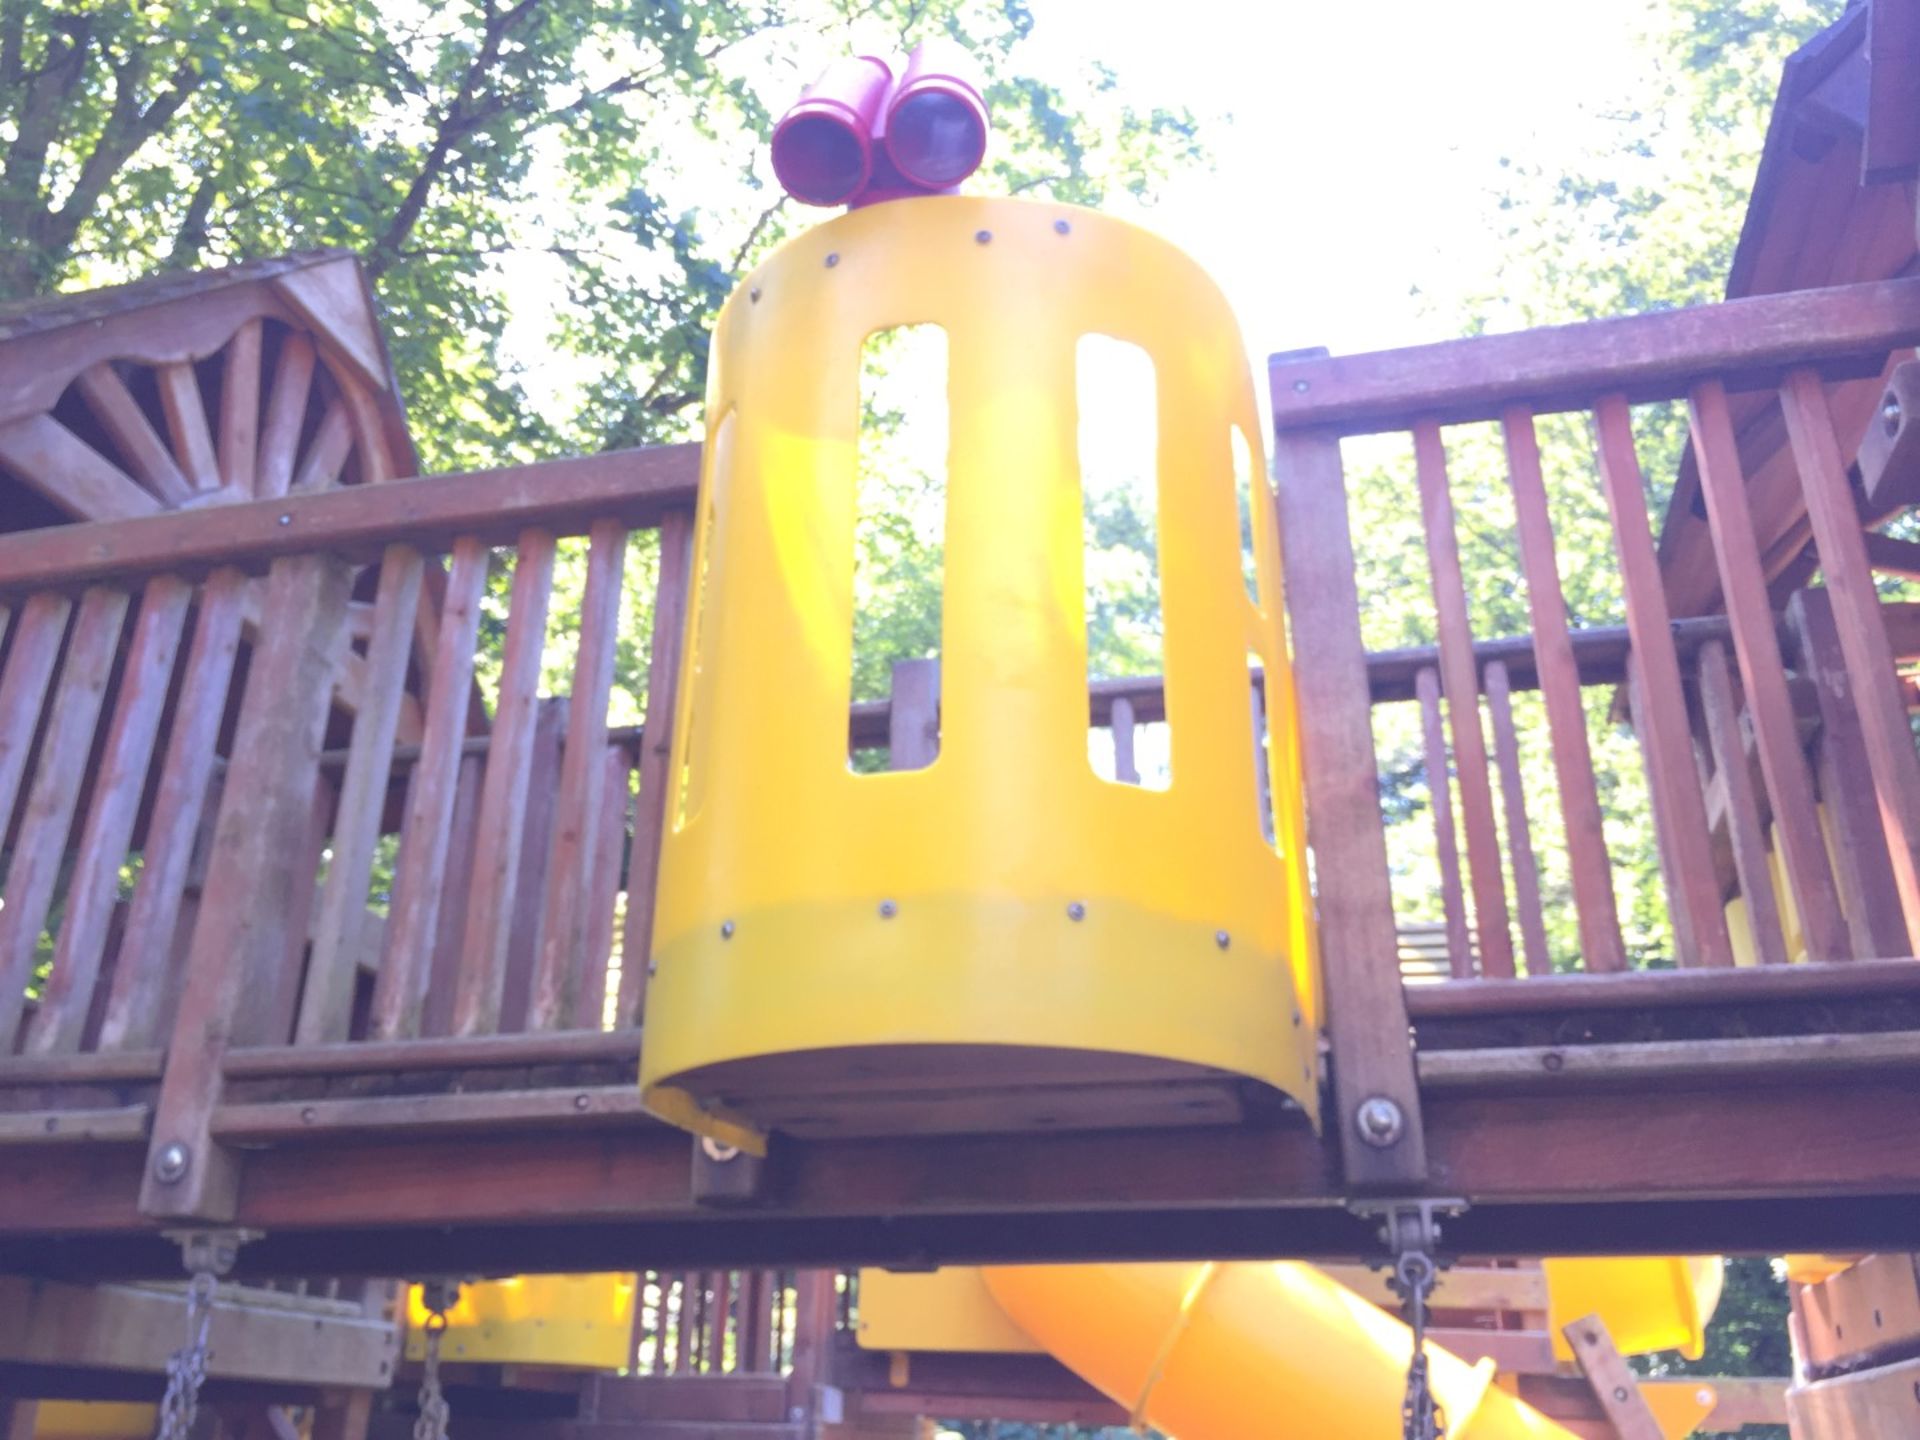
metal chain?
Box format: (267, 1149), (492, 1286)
(154, 1267), (218, 1440)
(1393, 1249), (1446, 1440)
(414, 1281), (458, 1440)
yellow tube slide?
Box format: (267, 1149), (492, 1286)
(981, 1262), (1576, 1439)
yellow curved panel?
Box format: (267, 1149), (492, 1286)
(31, 1405), (156, 1440)
(404, 1273), (635, 1370)
(642, 195), (1317, 1145)
(1543, 1257), (1724, 1362)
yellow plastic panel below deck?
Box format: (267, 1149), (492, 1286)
(404, 1273), (636, 1370)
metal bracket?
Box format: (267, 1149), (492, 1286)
(1346, 1198), (1466, 1262)
(162, 1227), (261, 1279)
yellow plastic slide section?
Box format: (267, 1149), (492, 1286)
(1543, 1257), (1723, 1362)
(404, 1273), (635, 1369)
(981, 1262), (1578, 1440)
(30, 1405), (155, 1440)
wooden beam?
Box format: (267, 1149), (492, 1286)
(1269, 273), (1920, 433)
(0, 443), (702, 596)
(1561, 1314), (1664, 1440)
(0, 1276), (397, 1388)
(1794, 1251), (1920, 1375)
(1788, 1353), (1920, 1435)
(1864, 0), (1920, 180)
(1419, 1030), (1920, 1089)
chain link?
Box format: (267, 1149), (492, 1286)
(414, 1282), (458, 1440)
(1393, 1250), (1446, 1440)
(154, 1268), (218, 1440)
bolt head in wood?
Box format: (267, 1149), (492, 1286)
(1214, 929), (1231, 949)
(720, 919), (735, 939)
(1066, 901), (1086, 922)
(1354, 1096), (1405, 1147)
(152, 1141), (191, 1183)
(879, 899), (898, 919)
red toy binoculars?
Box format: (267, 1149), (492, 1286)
(770, 41), (990, 208)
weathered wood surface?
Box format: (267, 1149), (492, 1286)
(1416, 666), (1473, 977)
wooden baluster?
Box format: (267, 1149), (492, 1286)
(142, 554), (352, 1220)
(1416, 666), (1474, 978)
(1790, 589), (1909, 956)
(707, 1270), (734, 1373)
(1272, 414), (1425, 1186)
(0, 586), (130, 1048)
(422, 753), (484, 1038)
(256, 334), (316, 500)
(1688, 379), (1850, 961)
(502, 698), (568, 1034)
(98, 572), (246, 1051)
(291, 404), (354, 492)
(582, 744), (634, 1030)
(740, 1270), (773, 1373)
(74, 363), (195, 505)
(372, 538), (488, 1039)
(1483, 659), (1551, 977)
(532, 520), (629, 1031)
(155, 360), (219, 492)
(618, 511), (693, 1028)
(1780, 366), (1920, 954)
(29, 576), (192, 1053)
(1593, 395), (1734, 967)
(452, 530), (557, 1036)
(218, 318), (264, 496)
(1624, 654), (1691, 968)
(0, 593), (72, 844)
(1698, 640), (1789, 966)
(1413, 420), (1515, 975)
(1501, 407), (1625, 972)
(1111, 694), (1141, 783)
(298, 544), (425, 1044)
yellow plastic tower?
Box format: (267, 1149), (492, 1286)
(640, 195), (1319, 1150)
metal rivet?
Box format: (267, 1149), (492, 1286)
(1612, 1387), (1629, 1403)
(824, 253), (839, 268)
(300, 1106), (317, 1123)
(573, 1092), (591, 1112)
(1542, 1051), (1565, 1072)
(1353, 1096), (1405, 1148)
(1053, 218), (1071, 235)
(878, 899), (898, 919)
(152, 1141), (191, 1183)
(720, 919), (735, 939)
(277, 513), (292, 526)
(1066, 901), (1086, 922)
(1292, 379), (1310, 394)
(975, 229), (992, 244)
(1214, 929), (1231, 950)
(1884, 394), (1902, 437)
(749, 286), (762, 303)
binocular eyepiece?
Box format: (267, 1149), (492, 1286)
(770, 41), (990, 208)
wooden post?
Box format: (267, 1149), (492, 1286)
(141, 552), (352, 1221)
(1272, 407), (1426, 1188)
(786, 1271), (839, 1433)
(1561, 1314), (1665, 1440)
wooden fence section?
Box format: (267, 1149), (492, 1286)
(1273, 273), (1920, 1182)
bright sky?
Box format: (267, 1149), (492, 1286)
(1014, 0), (1652, 363)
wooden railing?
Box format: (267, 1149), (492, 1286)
(1271, 274), (1920, 1183)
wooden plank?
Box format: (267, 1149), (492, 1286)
(291, 401), (353, 492)
(1414, 419), (1514, 975)
(504, 698), (568, 1034)
(96, 570), (245, 1051)
(297, 544), (426, 1044)
(0, 592), (71, 846)
(706, 1270), (733, 1372)
(372, 537), (488, 1041)
(1593, 395), (1734, 967)
(1796, 1252), (1920, 1374)
(1404, 955), (1920, 1017)
(421, 752), (483, 1039)
(27, 576), (192, 1054)
(1416, 665), (1474, 977)
(1697, 639), (1790, 967)
(0, 1105), (150, 1144)
(1793, 590), (1910, 958)
(73, 363), (195, 505)
(0, 443), (701, 597)
(0, 414), (162, 521)
(1502, 407), (1625, 973)
(739, 1270), (773, 1373)
(139, 552), (351, 1221)
(223, 1027), (638, 1078)
(154, 360), (219, 491)
(1269, 274), (1920, 433)
(1419, 1030), (1920, 1089)
(0, 1274), (399, 1386)
(1865, 0), (1920, 181)
(583, 744), (633, 1030)
(1864, 529), (1920, 578)
(1781, 367), (1920, 954)
(452, 529), (557, 1037)
(1110, 695), (1140, 783)
(1788, 1354), (1920, 1436)
(1484, 659), (1550, 977)
(1689, 379), (1850, 961)
(256, 332), (316, 500)
(0, 585), (130, 1047)
(531, 520), (628, 1031)
(1365, 616), (1737, 705)
(219, 317), (264, 495)
(619, 510), (692, 1027)
(1270, 418), (1426, 1185)
(1561, 1314), (1664, 1440)
(210, 1086), (656, 1142)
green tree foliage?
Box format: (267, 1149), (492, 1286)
(0, 0), (1201, 473)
